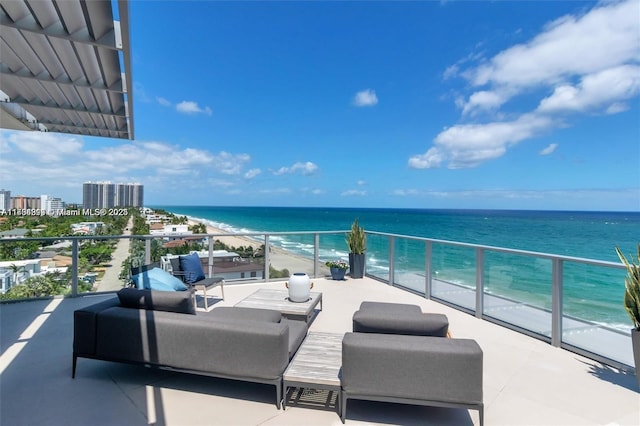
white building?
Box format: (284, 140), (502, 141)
(0, 189), (10, 210)
(0, 259), (69, 294)
(149, 224), (192, 239)
(71, 222), (105, 234)
(41, 194), (64, 212)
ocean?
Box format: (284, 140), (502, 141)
(155, 206), (640, 331)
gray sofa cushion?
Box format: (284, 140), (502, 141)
(353, 301), (449, 337)
(117, 288), (196, 315)
(342, 332), (483, 404)
(94, 306), (291, 380)
(206, 306), (281, 323)
(281, 318), (308, 360)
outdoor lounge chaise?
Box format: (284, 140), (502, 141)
(341, 301), (483, 425)
(72, 288), (308, 408)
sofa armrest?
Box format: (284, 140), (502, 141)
(342, 332), (482, 405)
(73, 296), (121, 356)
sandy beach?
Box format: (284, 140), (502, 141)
(188, 219), (324, 276)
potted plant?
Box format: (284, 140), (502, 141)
(325, 259), (349, 280)
(616, 244), (640, 389)
(346, 218), (366, 278)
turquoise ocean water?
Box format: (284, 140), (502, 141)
(156, 206), (640, 331)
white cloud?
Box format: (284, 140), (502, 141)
(408, 147), (445, 169)
(411, 114), (554, 169)
(6, 132), (83, 162)
(244, 168), (262, 179)
(468, 0), (639, 91)
(461, 90), (510, 116)
(0, 131), (254, 200)
(272, 161), (319, 176)
(357, 180), (367, 186)
(352, 89), (378, 107)
(156, 97), (171, 107)
(540, 143), (558, 156)
(536, 65), (640, 113)
(412, 0), (640, 169)
(176, 101), (213, 115)
(392, 189), (419, 196)
(341, 189), (367, 196)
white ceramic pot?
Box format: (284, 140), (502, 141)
(286, 272), (313, 302)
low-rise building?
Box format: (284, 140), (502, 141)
(71, 222), (105, 235)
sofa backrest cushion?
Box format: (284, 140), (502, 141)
(179, 253), (206, 284)
(131, 267), (188, 291)
(117, 288), (196, 315)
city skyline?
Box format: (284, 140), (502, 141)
(0, 0), (638, 211)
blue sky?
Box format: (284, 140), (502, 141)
(1, 0), (639, 211)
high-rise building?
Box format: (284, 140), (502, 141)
(0, 189), (10, 211)
(83, 182), (143, 209)
(116, 183), (143, 208)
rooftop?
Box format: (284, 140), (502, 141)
(1, 278), (638, 425)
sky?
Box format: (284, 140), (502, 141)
(1, 0), (639, 211)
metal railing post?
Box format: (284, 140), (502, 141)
(264, 234), (270, 281)
(425, 241), (432, 299)
(388, 235), (395, 286)
(208, 236), (214, 277)
(476, 247), (484, 319)
(552, 257), (563, 347)
(144, 238), (151, 265)
(71, 239), (79, 297)
(313, 233), (319, 278)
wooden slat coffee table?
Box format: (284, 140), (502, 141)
(283, 331), (344, 414)
(234, 288), (322, 323)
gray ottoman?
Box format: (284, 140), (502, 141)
(352, 301), (449, 337)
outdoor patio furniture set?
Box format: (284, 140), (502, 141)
(72, 277), (484, 424)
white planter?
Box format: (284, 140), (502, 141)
(286, 273), (312, 302)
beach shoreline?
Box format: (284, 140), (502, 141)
(187, 218), (323, 276)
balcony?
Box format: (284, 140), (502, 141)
(1, 231), (638, 425)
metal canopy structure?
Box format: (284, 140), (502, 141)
(0, 0), (133, 139)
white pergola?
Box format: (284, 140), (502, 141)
(0, 0), (133, 139)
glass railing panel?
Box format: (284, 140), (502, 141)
(431, 243), (477, 310)
(210, 233), (266, 282)
(483, 251), (552, 337)
(561, 261), (632, 366)
(365, 233), (390, 282)
(81, 236), (129, 293)
(267, 232), (316, 278)
(318, 232), (349, 278)
(0, 237), (80, 300)
(393, 237), (426, 295)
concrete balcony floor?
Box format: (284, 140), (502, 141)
(1, 278), (638, 426)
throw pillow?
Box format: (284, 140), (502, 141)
(118, 288), (196, 315)
(179, 253), (205, 284)
(131, 268), (188, 291)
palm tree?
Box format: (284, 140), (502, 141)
(7, 263), (25, 287)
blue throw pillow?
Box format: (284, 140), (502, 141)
(179, 253), (205, 284)
(131, 268), (188, 291)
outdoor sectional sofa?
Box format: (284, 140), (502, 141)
(341, 301), (484, 425)
(72, 288), (308, 407)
